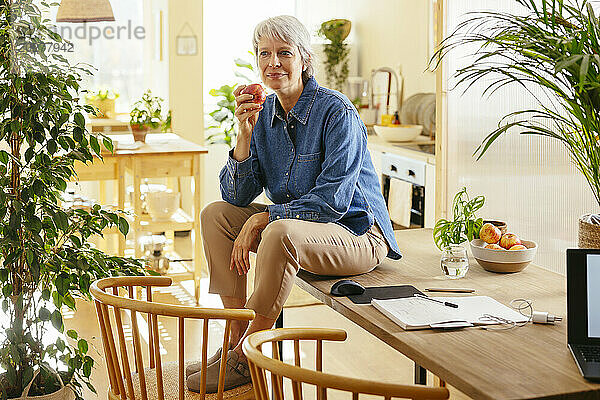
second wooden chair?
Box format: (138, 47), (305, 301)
(242, 328), (449, 400)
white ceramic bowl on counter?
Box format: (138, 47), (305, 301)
(373, 124), (423, 142)
(470, 239), (538, 273)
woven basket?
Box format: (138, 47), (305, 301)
(578, 214), (600, 248)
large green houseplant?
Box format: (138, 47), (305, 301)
(431, 0), (600, 247)
(0, 0), (144, 398)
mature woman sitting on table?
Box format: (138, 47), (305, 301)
(187, 15), (401, 392)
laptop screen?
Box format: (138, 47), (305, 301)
(567, 249), (600, 345)
(588, 254), (600, 338)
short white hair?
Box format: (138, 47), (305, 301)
(252, 15), (315, 82)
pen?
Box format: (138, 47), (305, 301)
(414, 293), (459, 308)
(425, 288), (475, 293)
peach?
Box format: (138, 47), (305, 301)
(485, 243), (504, 250)
(500, 233), (522, 249)
(479, 223), (502, 244)
(509, 244), (527, 251)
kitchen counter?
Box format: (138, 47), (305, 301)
(367, 134), (436, 164)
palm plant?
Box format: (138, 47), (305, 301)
(431, 0), (600, 217)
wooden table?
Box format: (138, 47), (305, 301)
(294, 229), (600, 400)
(73, 133), (208, 302)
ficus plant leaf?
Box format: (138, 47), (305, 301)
(0, 0), (146, 398)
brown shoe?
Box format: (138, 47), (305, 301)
(187, 350), (251, 393)
(185, 345), (231, 378)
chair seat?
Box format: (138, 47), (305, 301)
(127, 361), (254, 400)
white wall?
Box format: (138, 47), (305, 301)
(295, 0), (436, 98)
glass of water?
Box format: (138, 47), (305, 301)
(440, 244), (469, 279)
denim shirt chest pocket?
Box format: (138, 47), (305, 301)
(294, 151), (322, 195)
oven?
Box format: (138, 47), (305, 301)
(381, 153), (427, 229)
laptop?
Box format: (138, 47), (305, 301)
(567, 248), (600, 381)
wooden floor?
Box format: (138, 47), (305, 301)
(66, 277), (470, 399)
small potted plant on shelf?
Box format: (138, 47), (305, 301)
(129, 90), (172, 143)
(318, 19), (351, 92)
(431, 0), (600, 248)
(0, 1), (145, 398)
(84, 88), (119, 119)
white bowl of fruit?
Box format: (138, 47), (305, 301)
(470, 223), (537, 273)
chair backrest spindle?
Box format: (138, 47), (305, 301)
(94, 300), (119, 394)
(146, 286), (155, 369)
(216, 320), (232, 400)
(150, 312), (165, 399)
(101, 302), (127, 399)
(112, 286), (136, 400)
(130, 308), (149, 400)
(178, 317), (185, 400)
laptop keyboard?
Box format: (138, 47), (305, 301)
(580, 346), (600, 363)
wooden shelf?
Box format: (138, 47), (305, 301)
(134, 208), (194, 232)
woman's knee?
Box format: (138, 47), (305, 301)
(259, 220), (299, 259)
(200, 200), (231, 226)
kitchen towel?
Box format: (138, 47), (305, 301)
(388, 179), (413, 228)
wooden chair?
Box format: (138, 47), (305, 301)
(242, 328), (450, 400)
(90, 276), (256, 400)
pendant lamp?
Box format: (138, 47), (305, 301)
(56, 0), (115, 23)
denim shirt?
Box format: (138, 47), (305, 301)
(219, 77), (401, 259)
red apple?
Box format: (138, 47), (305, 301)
(485, 243), (504, 250)
(509, 244), (527, 251)
(240, 84), (266, 105)
(479, 223), (502, 244)
(500, 233), (522, 249)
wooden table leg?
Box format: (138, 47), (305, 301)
(133, 158), (142, 259)
(193, 154), (204, 305)
(117, 159), (126, 256)
(275, 312), (284, 360)
(415, 363), (427, 385)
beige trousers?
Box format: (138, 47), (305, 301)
(200, 201), (389, 319)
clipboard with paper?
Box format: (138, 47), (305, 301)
(371, 295), (529, 330)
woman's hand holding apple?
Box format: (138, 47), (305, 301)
(232, 84), (265, 161)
